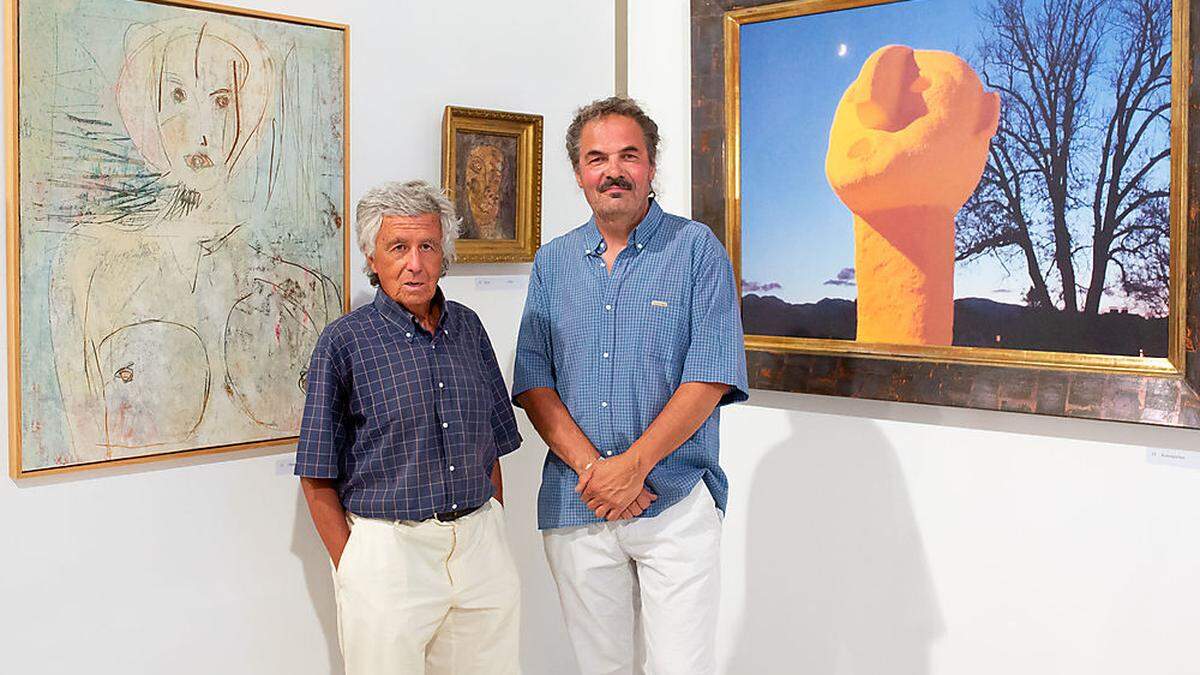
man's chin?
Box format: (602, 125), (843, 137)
(591, 198), (643, 220)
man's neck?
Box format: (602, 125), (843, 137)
(402, 294), (442, 334)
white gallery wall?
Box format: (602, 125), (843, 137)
(630, 1), (1200, 674)
(4, 1), (1200, 674)
(1, 2), (608, 673)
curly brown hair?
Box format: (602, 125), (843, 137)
(565, 96), (660, 168)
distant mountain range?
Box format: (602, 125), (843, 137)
(742, 294), (1167, 357)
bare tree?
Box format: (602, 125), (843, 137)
(1114, 192), (1170, 316)
(957, 0), (1171, 315)
(1084, 0), (1172, 314)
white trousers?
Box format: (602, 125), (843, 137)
(543, 481), (722, 675)
(332, 498), (521, 675)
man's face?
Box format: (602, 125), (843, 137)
(369, 213), (444, 312)
(574, 114), (656, 224)
(466, 145), (504, 227)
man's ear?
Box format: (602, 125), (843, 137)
(574, 166), (584, 189)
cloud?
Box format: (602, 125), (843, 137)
(742, 279), (782, 293)
(823, 267), (856, 287)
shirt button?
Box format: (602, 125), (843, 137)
(636, 243), (643, 250)
(442, 422), (449, 429)
(602, 352), (610, 359)
(452, 503), (458, 510)
(600, 401), (608, 408)
(605, 304), (612, 311)
(438, 382), (445, 389)
(606, 451), (613, 456)
(449, 465), (455, 472)
(405, 332), (412, 338)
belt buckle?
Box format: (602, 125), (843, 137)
(434, 505), (474, 522)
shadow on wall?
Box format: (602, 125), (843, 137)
(291, 487), (345, 675)
(728, 417), (943, 674)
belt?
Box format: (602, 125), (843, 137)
(433, 503), (481, 522)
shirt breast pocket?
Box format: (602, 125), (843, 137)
(638, 295), (688, 362)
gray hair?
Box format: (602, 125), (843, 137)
(565, 96), (660, 168)
(355, 180), (461, 286)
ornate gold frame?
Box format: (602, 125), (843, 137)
(441, 106), (544, 263)
(722, 0), (1188, 378)
(5, 0), (352, 478)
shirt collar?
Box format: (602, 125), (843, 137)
(373, 286), (450, 337)
(581, 199), (665, 257)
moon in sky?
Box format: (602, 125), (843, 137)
(837, 43), (848, 57)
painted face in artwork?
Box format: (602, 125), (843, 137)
(155, 34), (247, 192)
(116, 19), (273, 196)
(466, 144), (504, 235)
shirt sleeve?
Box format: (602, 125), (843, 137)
(294, 325), (349, 479)
(682, 230), (750, 406)
(478, 319), (523, 457)
(511, 253), (556, 405)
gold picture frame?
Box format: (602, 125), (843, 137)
(690, 0), (1200, 426)
(6, 0), (351, 477)
(442, 106), (543, 263)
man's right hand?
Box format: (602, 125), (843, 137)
(300, 477), (352, 569)
(575, 461), (657, 520)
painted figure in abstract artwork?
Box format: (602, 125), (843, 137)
(465, 142), (506, 239)
(42, 16), (341, 461)
(826, 45), (999, 345)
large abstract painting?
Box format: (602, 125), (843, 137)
(693, 0), (1200, 427)
(6, 0), (349, 476)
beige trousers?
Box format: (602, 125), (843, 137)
(333, 498), (521, 675)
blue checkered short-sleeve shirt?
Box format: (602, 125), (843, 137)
(295, 288), (522, 520)
(513, 200), (749, 529)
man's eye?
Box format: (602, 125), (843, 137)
(421, 243), (434, 251)
(172, 88), (186, 103)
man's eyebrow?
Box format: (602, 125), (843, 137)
(164, 71), (185, 85)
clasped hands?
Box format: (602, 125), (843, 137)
(575, 450), (657, 521)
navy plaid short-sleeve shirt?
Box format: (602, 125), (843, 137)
(295, 288), (522, 520)
(512, 200), (749, 529)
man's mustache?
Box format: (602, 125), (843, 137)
(599, 176), (634, 192)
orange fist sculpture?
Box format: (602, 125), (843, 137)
(826, 45), (1000, 345)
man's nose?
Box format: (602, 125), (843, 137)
(200, 135), (209, 147)
(404, 250), (426, 273)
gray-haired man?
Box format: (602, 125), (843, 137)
(295, 180), (523, 674)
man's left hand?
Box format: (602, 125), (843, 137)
(575, 451), (649, 520)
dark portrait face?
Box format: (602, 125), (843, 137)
(466, 144), (504, 231)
